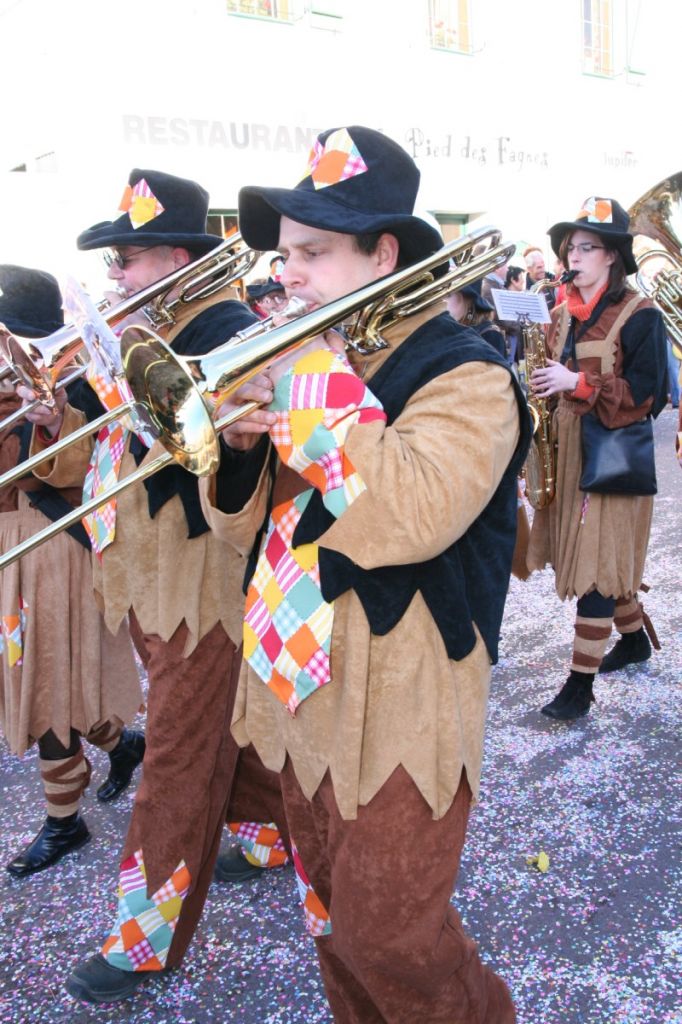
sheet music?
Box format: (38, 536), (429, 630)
(61, 277), (124, 379)
(492, 289), (551, 325)
(60, 277), (158, 444)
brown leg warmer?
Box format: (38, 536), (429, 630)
(40, 749), (91, 818)
(84, 718), (123, 754)
(280, 760), (516, 1024)
(613, 596), (643, 635)
(571, 615), (614, 674)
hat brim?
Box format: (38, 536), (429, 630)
(238, 185), (448, 276)
(77, 222), (223, 256)
(247, 281), (285, 300)
(548, 220), (637, 275)
(460, 285), (494, 313)
(1, 316), (61, 339)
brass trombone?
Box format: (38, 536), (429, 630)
(0, 226), (514, 570)
(120, 225), (515, 474)
(0, 234), (258, 432)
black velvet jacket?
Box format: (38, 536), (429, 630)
(67, 298), (257, 539)
(227, 313), (532, 665)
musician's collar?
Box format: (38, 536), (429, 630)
(347, 305), (441, 382)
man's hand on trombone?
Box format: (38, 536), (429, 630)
(217, 372), (276, 452)
(15, 384), (67, 438)
(216, 330), (345, 452)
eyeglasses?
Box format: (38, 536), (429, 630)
(102, 245), (156, 270)
(566, 243), (606, 255)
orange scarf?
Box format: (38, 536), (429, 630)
(566, 283), (608, 322)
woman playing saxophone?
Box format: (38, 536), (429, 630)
(526, 197), (667, 721)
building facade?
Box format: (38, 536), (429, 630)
(0, 0), (675, 285)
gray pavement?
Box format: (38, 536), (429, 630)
(0, 409), (680, 1024)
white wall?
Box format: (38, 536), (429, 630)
(0, 0), (678, 289)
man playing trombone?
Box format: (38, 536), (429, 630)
(13, 170), (289, 1004)
(200, 125), (529, 1022)
(0, 264), (143, 878)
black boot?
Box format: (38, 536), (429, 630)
(6, 812), (90, 877)
(599, 627), (651, 674)
(96, 729), (145, 803)
(66, 954), (160, 1004)
(541, 671), (595, 721)
(214, 846), (266, 883)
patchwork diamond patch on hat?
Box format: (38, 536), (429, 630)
(118, 178), (165, 229)
(301, 127), (369, 191)
(577, 197), (613, 224)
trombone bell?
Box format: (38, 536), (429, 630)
(120, 327), (220, 476)
(0, 327), (57, 406)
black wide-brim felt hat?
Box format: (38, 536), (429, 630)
(460, 280), (494, 313)
(548, 196), (637, 275)
(0, 264), (64, 338)
(247, 280), (285, 301)
(238, 126), (446, 274)
(77, 168), (223, 255)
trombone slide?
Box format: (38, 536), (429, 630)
(0, 406), (256, 573)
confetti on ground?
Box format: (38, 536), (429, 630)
(0, 410), (679, 1023)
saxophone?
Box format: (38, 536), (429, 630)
(522, 271), (576, 510)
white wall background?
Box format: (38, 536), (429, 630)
(0, 0), (677, 290)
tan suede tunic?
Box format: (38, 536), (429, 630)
(200, 308), (520, 820)
(31, 293), (250, 655)
(527, 291), (655, 599)
(0, 395), (141, 754)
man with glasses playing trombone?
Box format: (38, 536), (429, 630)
(16, 169), (289, 1004)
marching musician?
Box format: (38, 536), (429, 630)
(14, 171), (289, 1004)
(200, 125), (530, 1022)
(0, 265), (143, 877)
(246, 278), (288, 319)
(446, 279), (508, 358)
(527, 198), (668, 720)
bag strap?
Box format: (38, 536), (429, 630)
(599, 294), (645, 374)
(552, 304), (571, 361)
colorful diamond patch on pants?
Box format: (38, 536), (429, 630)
(0, 597), (28, 668)
(292, 841), (331, 938)
(228, 821), (289, 868)
(101, 849), (191, 972)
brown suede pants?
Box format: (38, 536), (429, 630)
(121, 617), (288, 969)
(280, 760), (516, 1024)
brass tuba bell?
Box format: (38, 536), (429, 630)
(628, 171), (682, 359)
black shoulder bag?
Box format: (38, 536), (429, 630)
(563, 313), (657, 496)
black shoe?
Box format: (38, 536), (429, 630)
(6, 813), (91, 877)
(96, 729), (145, 803)
(599, 628), (651, 674)
(66, 954), (159, 1004)
(541, 671), (595, 721)
(214, 846), (266, 883)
